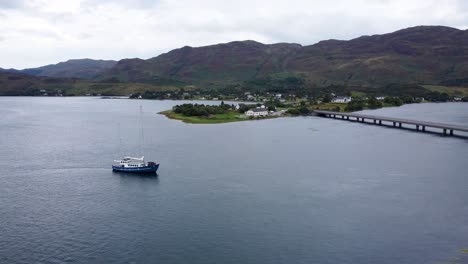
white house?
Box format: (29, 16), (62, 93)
(245, 107), (269, 117)
(331, 96), (352, 103)
(376, 96), (386, 101)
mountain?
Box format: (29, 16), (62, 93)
(0, 72), (182, 96)
(99, 41), (302, 86)
(286, 26), (468, 87)
(2, 26), (467, 96)
(99, 26), (468, 89)
(1, 59), (117, 79)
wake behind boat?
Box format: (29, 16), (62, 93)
(112, 156), (159, 173)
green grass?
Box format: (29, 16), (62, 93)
(423, 85), (468, 97)
(159, 110), (249, 124)
(313, 102), (348, 112)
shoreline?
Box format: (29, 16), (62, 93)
(159, 110), (283, 124)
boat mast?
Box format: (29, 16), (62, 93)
(139, 105), (144, 157)
(118, 122), (122, 157)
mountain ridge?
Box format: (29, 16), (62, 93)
(0, 59), (117, 79)
(97, 25), (468, 88)
(1, 25), (467, 96)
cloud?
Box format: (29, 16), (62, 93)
(0, 0), (467, 69)
(81, 0), (159, 9)
(0, 0), (25, 9)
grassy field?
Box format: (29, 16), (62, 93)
(159, 110), (250, 124)
(313, 103), (348, 112)
(423, 85), (468, 97)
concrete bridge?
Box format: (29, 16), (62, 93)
(314, 110), (468, 137)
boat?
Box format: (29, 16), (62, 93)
(112, 106), (159, 174)
(112, 156), (159, 173)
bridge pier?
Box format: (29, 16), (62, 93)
(422, 126), (425, 132)
(450, 129), (453, 136)
(373, 120), (376, 124)
(393, 122), (396, 127)
(379, 120), (382, 125)
(416, 125), (419, 131)
(443, 129), (447, 136)
(398, 123), (402, 128)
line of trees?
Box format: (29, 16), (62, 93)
(172, 102), (232, 117)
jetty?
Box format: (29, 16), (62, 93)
(314, 110), (468, 137)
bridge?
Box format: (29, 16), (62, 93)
(314, 110), (468, 137)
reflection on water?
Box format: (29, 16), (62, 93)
(115, 171), (160, 180)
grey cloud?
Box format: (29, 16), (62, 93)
(0, 0), (25, 9)
(1, 0), (468, 69)
(78, 32), (93, 39)
(18, 28), (62, 40)
(82, 0), (158, 9)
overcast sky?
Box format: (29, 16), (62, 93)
(0, 0), (467, 69)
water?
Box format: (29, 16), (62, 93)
(1, 97), (467, 264)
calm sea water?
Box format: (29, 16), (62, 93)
(1, 97), (467, 264)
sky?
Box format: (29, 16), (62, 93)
(0, 0), (467, 69)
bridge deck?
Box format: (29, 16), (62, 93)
(314, 110), (468, 133)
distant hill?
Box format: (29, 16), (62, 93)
(0, 72), (182, 96)
(98, 41), (302, 86)
(2, 26), (467, 96)
(1, 59), (117, 79)
(98, 26), (468, 90)
(286, 26), (468, 87)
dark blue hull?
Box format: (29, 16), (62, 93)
(112, 164), (159, 174)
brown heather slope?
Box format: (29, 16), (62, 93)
(99, 41), (302, 86)
(98, 26), (468, 89)
(287, 26), (468, 86)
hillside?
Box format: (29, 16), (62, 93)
(1, 59), (117, 79)
(99, 41), (302, 86)
(287, 26), (468, 87)
(98, 26), (468, 90)
(0, 72), (183, 96)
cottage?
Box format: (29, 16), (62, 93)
(331, 96), (352, 103)
(245, 107), (269, 117)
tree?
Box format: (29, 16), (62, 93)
(287, 108), (301, 115)
(345, 97), (365, 112)
(367, 97), (383, 109)
(322, 94), (332, 103)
